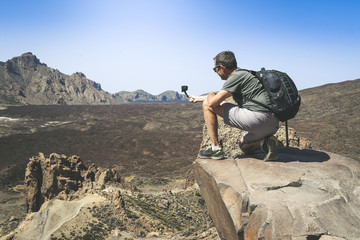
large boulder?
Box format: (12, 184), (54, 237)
(193, 148), (360, 240)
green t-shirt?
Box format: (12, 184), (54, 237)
(221, 68), (271, 112)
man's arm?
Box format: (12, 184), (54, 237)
(188, 95), (207, 103)
(207, 90), (232, 108)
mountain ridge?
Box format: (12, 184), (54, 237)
(0, 53), (188, 105)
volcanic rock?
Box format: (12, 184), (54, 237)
(24, 153), (121, 213)
(200, 119), (311, 159)
(193, 148), (360, 239)
(193, 97), (360, 239)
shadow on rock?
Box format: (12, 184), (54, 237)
(236, 147), (330, 163)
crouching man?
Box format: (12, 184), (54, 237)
(188, 51), (279, 161)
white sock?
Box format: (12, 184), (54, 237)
(212, 145), (221, 151)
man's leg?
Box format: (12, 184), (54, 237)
(239, 137), (262, 154)
(239, 135), (279, 161)
(197, 98), (226, 160)
(202, 97), (225, 147)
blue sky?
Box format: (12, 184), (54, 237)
(1, 0), (359, 95)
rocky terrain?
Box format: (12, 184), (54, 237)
(0, 104), (204, 184)
(2, 153), (217, 240)
(0, 103), (207, 239)
(196, 105), (360, 239)
(0, 53), (187, 105)
(0, 103), (313, 240)
(194, 150), (360, 240)
(0, 52), (359, 239)
(0, 102), (312, 239)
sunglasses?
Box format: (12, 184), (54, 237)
(213, 65), (221, 72)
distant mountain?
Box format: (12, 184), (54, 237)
(0, 53), (114, 105)
(113, 89), (187, 103)
(0, 53), (188, 105)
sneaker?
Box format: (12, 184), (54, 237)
(198, 146), (225, 160)
(262, 135), (279, 161)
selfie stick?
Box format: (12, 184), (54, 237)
(181, 85), (189, 98)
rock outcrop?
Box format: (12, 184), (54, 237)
(0, 53), (115, 105)
(25, 153), (121, 213)
(4, 195), (105, 240)
(193, 101), (360, 239)
(194, 147), (360, 239)
(4, 153), (216, 240)
(200, 119), (312, 159)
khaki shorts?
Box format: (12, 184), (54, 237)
(223, 103), (279, 143)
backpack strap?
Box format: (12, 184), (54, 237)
(240, 68), (272, 112)
(239, 68), (257, 76)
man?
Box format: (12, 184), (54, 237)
(188, 51), (279, 161)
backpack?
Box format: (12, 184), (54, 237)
(244, 68), (301, 122)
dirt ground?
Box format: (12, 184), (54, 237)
(0, 104), (204, 181)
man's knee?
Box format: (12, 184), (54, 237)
(202, 98), (209, 109)
(203, 101), (225, 117)
(202, 98), (214, 113)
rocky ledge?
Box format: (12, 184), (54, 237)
(193, 148), (360, 240)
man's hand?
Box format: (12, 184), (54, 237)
(188, 95), (207, 103)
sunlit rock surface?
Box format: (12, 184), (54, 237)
(194, 148), (360, 240)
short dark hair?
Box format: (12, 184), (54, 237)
(213, 51), (237, 70)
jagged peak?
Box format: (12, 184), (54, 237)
(22, 52), (35, 56)
(16, 52), (40, 61)
(72, 72), (87, 78)
(9, 52), (45, 69)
